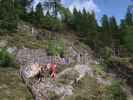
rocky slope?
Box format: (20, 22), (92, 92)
(0, 22), (131, 100)
(17, 46), (113, 100)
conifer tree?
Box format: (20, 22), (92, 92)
(0, 0), (18, 34)
(125, 8), (133, 26)
(109, 16), (120, 56)
(36, 3), (44, 18)
(110, 16), (118, 33)
(29, 3), (44, 27)
(100, 15), (111, 46)
(120, 6), (133, 53)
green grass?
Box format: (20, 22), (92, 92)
(47, 91), (60, 100)
(9, 32), (47, 49)
(64, 76), (104, 100)
(103, 81), (127, 100)
(90, 64), (106, 76)
(0, 67), (33, 100)
(63, 76), (126, 100)
(109, 56), (131, 65)
(0, 32), (47, 49)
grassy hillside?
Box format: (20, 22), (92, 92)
(0, 23), (129, 100)
(0, 67), (32, 100)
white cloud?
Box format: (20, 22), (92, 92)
(31, 0), (100, 13)
(61, 0), (101, 13)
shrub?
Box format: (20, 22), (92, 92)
(64, 76), (104, 100)
(56, 37), (65, 57)
(47, 37), (65, 56)
(103, 81), (127, 100)
(0, 0), (18, 35)
(40, 16), (64, 31)
(0, 48), (16, 67)
(47, 39), (57, 56)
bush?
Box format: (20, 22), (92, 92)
(0, 0), (18, 35)
(64, 76), (104, 100)
(103, 81), (127, 100)
(56, 37), (65, 57)
(0, 20), (17, 34)
(47, 37), (65, 56)
(0, 48), (16, 67)
(47, 39), (57, 56)
(40, 16), (64, 31)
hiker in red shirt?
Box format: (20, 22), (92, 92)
(47, 63), (56, 80)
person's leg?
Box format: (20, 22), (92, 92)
(51, 72), (56, 80)
(38, 71), (42, 82)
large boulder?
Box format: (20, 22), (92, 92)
(21, 63), (41, 79)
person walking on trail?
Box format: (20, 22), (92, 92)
(36, 64), (46, 81)
(47, 63), (57, 80)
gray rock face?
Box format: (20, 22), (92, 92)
(17, 47), (111, 100)
(20, 65), (74, 100)
(7, 47), (17, 55)
(32, 80), (73, 96)
(16, 48), (48, 65)
(19, 63), (96, 100)
(74, 64), (94, 77)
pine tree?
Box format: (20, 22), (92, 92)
(110, 16), (118, 33)
(32, 3), (44, 27)
(58, 6), (72, 25)
(120, 19), (126, 43)
(18, 0), (31, 7)
(71, 8), (98, 49)
(125, 8), (133, 26)
(123, 26), (133, 53)
(15, 0), (30, 21)
(100, 15), (111, 46)
(36, 3), (44, 23)
(109, 16), (120, 56)
(81, 8), (89, 34)
(87, 12), (98, 48)
(72, 8), (81, 31)
(120, 7), (133, 53)
(36, 3), (44, 18)
(0, 0), (18, 34)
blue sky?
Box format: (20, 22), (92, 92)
(31, 0), (132, 24)
(94, 0), (131, 24)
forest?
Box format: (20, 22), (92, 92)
(0, 0), (133, 58)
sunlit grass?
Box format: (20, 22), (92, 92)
(0, 67), (33, 100)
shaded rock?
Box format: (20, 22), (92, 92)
(74, 64), (94, 77)
(22, 63), (41, 78)
(7, 47), (17, 55)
